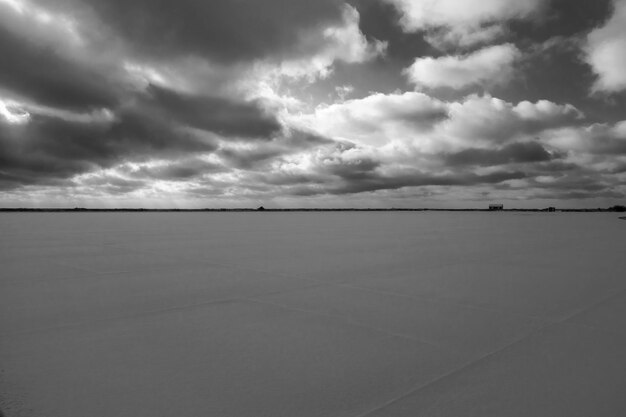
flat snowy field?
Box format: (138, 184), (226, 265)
(1, 212), (625, 417)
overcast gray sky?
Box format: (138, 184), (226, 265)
(1, 0), (625, 208)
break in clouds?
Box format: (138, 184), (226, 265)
(0, 0), (625, 207)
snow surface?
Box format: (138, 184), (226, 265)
(1, 212), (625, 416)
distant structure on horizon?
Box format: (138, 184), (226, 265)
(489, 204), (504, 211)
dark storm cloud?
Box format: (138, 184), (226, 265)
(611, 163), (626, 174)
(258, 173), (328, 187)
(444, 142), (560, 167)
(0, 108), (217, 189)
(218, 148), (284, 171)
(531, 190), (624, 200)
(531, 160), (581, 173)
(295, 168), (527, 196)
(79, 175), (148, 195)
(126, 159), (225, 181)
(326, 157), (381, 181)
(0, 118), (101, 189)
(493, 166), (622, 200)
(0, 10), (289, 191)
(511, 0), (613, 42)
(330, 170), (527, 195)
(42, 0), (346, 63)
(98, 108), (218, 157)
(528, 174), (613, 193)
(218, 131), (335, 170)
(0, 26), (120, 110)
(240, 136), (535, 197)
(144, 86), (281, 139)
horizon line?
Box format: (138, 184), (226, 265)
(1, 206), (625, 213)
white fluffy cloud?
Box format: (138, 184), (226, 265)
(291, 91), (582, 154)
(586, 0), (626, 93)
(404, 44), (521, 90)
(292, 91), (447, 146)
(442, 95), (583, 145)
(385, 0), (543, 48)
(385, 0), (543, 29)
(260, 5), (387, 82)
(545, 120), (626, 154)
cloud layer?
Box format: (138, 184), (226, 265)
(0, 0), (624, 207)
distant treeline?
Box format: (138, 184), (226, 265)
(1, 206), (625, 213)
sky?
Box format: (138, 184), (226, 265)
(0, 0), (625, 208)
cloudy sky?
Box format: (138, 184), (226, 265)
(0, 0), (625, 208)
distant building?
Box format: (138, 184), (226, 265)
(489, 204), (504, 211)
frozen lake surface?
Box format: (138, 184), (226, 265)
(1, 212), (625, 416)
